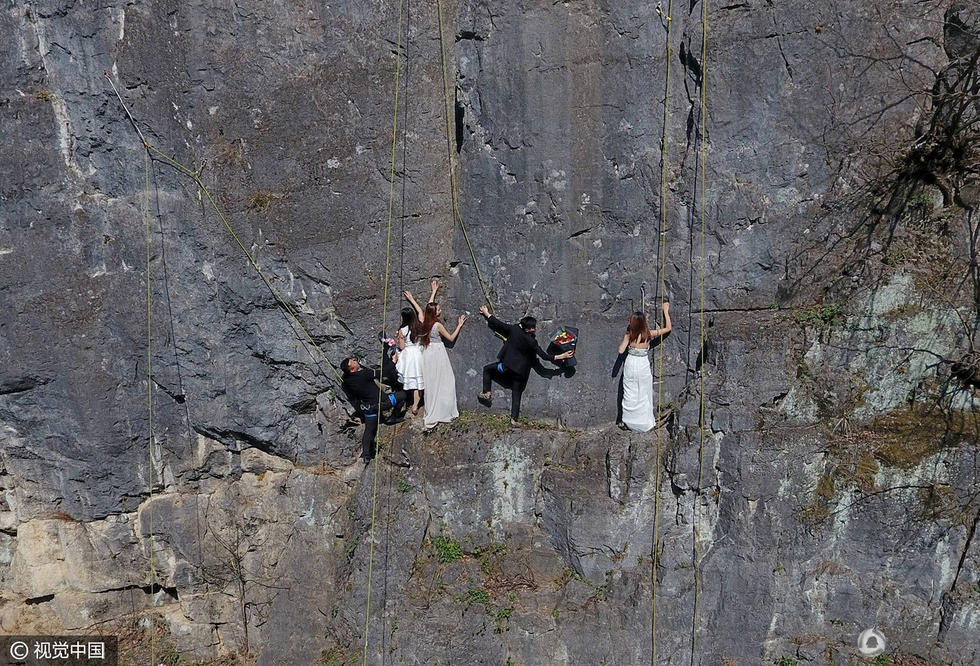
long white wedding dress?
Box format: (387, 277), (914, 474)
(621, 347), (655, 432)
(395, 325), (424, 390)
(421, 324), (458, 428)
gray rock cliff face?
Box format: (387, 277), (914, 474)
(0, 0), (978, 664)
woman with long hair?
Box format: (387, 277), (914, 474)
(395, 306), (424, 415)
(405, 281), (467, 429)
(617, 302), (671, 432)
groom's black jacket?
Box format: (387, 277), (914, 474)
(486, 316), (558, 378)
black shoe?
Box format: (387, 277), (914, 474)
(477, 392), (492, 407)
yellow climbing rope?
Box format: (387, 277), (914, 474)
(435, 0), (496, 314)
(108, 71), (343, 386)
(143, 144), (344, 384)
(362, 0), (406, 661)
(691, 1), (709, 663)
(653, 1), (674, 663)
(143, 142), (158, 666)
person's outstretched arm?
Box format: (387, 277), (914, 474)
(535, 340), (573, 364)
(404, 290), (425, 320)
(428, 279), (439, 304)
(479, 304), (510, 336)
(651, 302), (672, 338)
(437, 314), (467, 342)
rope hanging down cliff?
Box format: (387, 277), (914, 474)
(105, 73), (343, 387)
(436, 0), (496, 314)
(652, 1), (674, 663)
(142, 131), (159, 666)
(691, 0), (710, 663)
(103, 70), (163, 665)
(362, 0), (406, 661)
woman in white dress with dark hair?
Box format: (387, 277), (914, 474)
(617, 302), (671, 432)
(405, 281), (467, 429)
(395, 306), (424, 416)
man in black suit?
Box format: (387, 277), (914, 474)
(341, 357), (406, 462)
(476, 305), (574, 425)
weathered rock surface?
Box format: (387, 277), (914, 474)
(0, 0), (978, 664)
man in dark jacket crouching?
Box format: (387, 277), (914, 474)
(341, 357), (406, 462)
(476, 305), (573, 425)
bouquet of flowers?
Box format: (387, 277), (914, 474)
(548, 326), (578, 367)
(378, 332), (398, 360)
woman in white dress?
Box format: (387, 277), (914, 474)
(405, 281), (466, 430)
(617, 302), (671, 432)
(395, 307), (424, 415)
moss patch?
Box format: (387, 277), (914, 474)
(246, 189), (285, 211)
(114, 615), (252, 665)
(815, 471), (836, 500)
(431, 534), (464, 563)
(868, 408), (974, 467)
(832, 406), (977, 471)
(320, 645), (358, 666)
(803, 406), (978, 525)
(801, 471), (837, 525)
(792, 303), (844, 328)
(456, 584), (491, 606)
(852, 452), (879, 493)
(881, 302), (923, 320)
(445, 410), (578, 436)
(450, 410), (513, 433)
